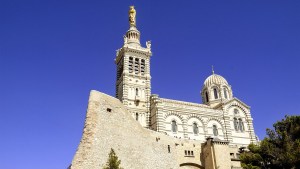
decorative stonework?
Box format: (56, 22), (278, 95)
(71, 91), (244, 169)
(71, 6), (257, 169)
(224, 98), (250, 113)
(164, 111), (185, 122)
(186, 114), (205, 125)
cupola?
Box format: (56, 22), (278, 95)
(201, 68), (233, 106)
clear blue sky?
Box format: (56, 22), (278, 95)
(1, 1), (300, 168)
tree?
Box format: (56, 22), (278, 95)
(240, 115), (300, 169)
(240, 144), (263, 169)
(103, 148), (123, 169)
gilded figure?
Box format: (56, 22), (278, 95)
(129, 6), (136, 26)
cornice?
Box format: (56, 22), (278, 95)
(158, 98), (225, 115)
(160, 98), (210, 108)
(224, 97), (250, 109)
(115, 46), (152, 63)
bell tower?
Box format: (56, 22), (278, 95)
(115, 6), (152, 128)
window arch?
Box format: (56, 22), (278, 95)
(135, 113), (138, 121)
(141, 59), (145, 75)
(224, 88), (228, 99)
(213, 88), (218, 99)
(213, 125), (218, 136)
(205, 91), (209, 102)
(134, 58), (139, 74)
(234, 118), (239, 131)
(171, 120), (177, 132)
(129, 57), (133, 73)
(193, 123), (198, 134)
(135, 88), (139, 96)
(239, 118), (244, 132)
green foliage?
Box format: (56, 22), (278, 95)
(240, 144), (263, 169)
(103, 148), (123, 169)
(240, 115), (300, 169)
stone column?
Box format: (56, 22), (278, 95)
(182, 117), (188, 139)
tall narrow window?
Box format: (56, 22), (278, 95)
(134, 58), (139, 74)
(171, 120), (177, 132)
(213, 88), (218, 99)
(213, 125), (218, 136)
(234, 118), (239, 131)
(224, 88), (228, 99)
(141, 59), (145, 75)
(239, 118), (244, 132)
(193, 123), (199, 134)
(129, 57), (133, 73)
(135, 113), (138, 121)
(205, 91), (209, 102)
(135, 88), (139, 96)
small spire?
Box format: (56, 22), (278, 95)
(212, 65), (215, 74)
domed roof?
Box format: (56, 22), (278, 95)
(204, 73), (228, 87)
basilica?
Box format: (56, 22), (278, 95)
(70, 6), (257, 169)
(116, 6), (256, 147)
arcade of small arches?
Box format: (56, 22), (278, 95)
(126, 29), (140, 41)
(200, 73), (234, 106)
(128, 56), (145, 75)
(165, 115), (225, 139)
(163, 109), (248, 140)
(202, 85), (232, 104)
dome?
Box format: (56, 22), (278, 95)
(204, 73), (228, 87)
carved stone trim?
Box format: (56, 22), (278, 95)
(164, 111), (185, 122)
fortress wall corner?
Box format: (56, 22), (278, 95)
(71, 91), (180, 169)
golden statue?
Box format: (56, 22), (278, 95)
(129, 6), (136, 27)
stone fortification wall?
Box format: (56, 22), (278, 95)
(212, 141), (231, 169)
(71, 90), (205, 169)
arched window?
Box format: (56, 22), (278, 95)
(213, 125), (218, 136)
(135, 113), (138, 121)
(193, 123), (199, 134)
(141, 59), (145, 74)
(135, 88), (139, 96)
(234, 118), (239, 131)
(213, 88), (218, 99)
(171, 120), (177, 132)
(134, 58), (139, 74)
(239, 118), (244, 132)
(129, 57), (133, 73)
(224, 88), (228, 99)
(205, 91), (209, 102)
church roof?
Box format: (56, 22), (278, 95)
(204, 73), (228, 87)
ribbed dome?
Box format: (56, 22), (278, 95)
(204, 74), (228, 87)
